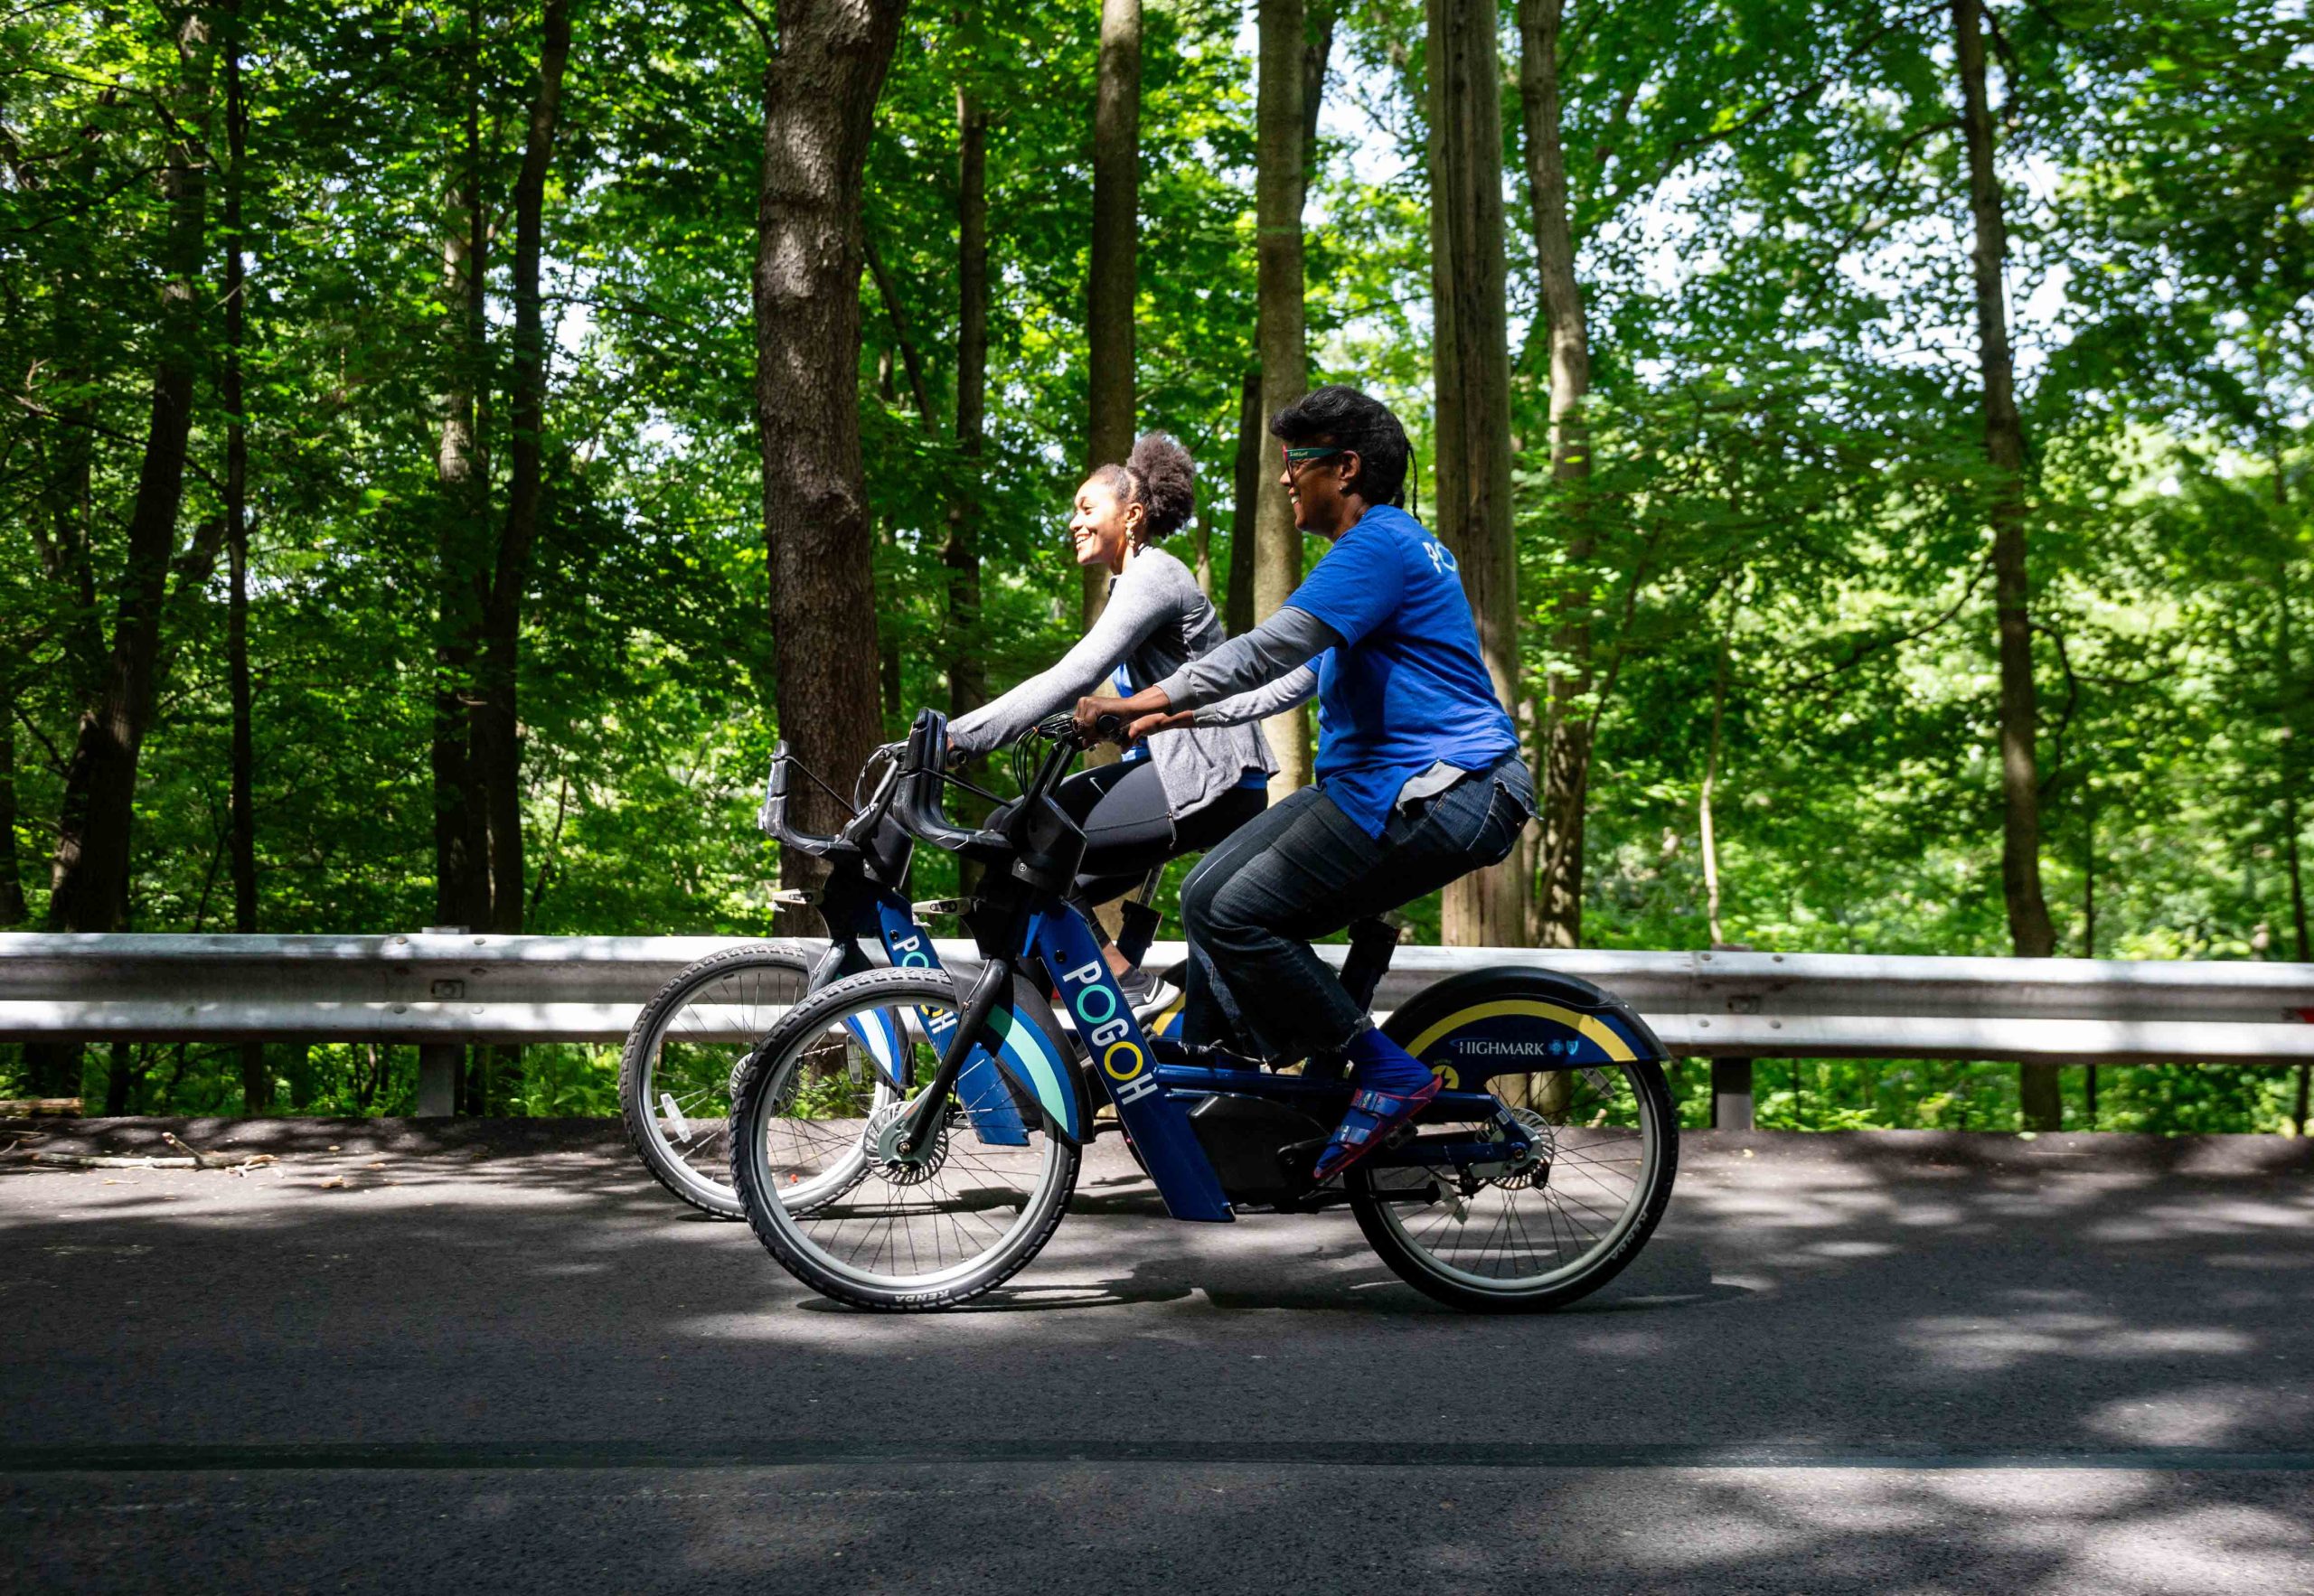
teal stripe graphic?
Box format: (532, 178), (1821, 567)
(989, 1009), (1075, 1137)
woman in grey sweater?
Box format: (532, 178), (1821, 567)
(948, 433), (1273, 992)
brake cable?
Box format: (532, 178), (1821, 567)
(785, 757), (859, 820)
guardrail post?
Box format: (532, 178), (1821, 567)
(414, 927), (465, 1117)
(2020, 1060), (2062, 1131)
(416, 1047), (458, 1117)
(1711, 1056), (1754, 1131)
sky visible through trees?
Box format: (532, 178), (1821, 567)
(2, 0), (2309, 1131)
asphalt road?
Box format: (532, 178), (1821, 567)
(5, 1119), (2312, 1594)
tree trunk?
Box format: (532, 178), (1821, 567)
(474, 0), (570, 955)
(1227, 368), (1261, 638)
(107, 1041), (136, 1116)
(1954, 0), (2055, 1124)
(755, 0), (907, 924)
(2081, 781), (2097, 957)
(1429, 0), (1522, 945)
(434, 0), (491, 942)
(879, 517), (904, 718)
(462, 0), (569, 1114)
(1954, 0), (2054, 960)
(43, 3), (216, 944)
(2275, 474), (2309, 966)
(1519, 0), (1592, 950)
(2272, 456), (2312, 1132)
(0, 709), (25, 926)
(31, 5), (215, 1101)
(222, 2), (268, 1113)
(945, 84), (989, 726)
(1255, 0), (1318, 797)
(1086, 0), (1141, 633)
(1700, 639), (1728, 947)
(1302, 3), (1335, 167)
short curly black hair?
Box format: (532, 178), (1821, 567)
(1090, 431), (1197, 542)
(1267, 385), (1410, 508)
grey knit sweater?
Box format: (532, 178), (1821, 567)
(946, 547), (1275, 819)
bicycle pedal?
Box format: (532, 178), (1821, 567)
(912, 897), (970, 916)
(769, 887), (820, 908)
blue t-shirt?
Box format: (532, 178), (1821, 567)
(1285, 504), (1518, 836)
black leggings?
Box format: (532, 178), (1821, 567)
(1002, 760), (1267, 956)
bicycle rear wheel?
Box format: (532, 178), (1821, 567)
(620, 943), (892, 1218)
(1350, 1055), (1677, 1312)
(730, 966), (1078, 1310)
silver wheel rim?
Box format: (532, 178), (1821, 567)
(745, 988), (1065, 1293)
(1368, 1064), (1662, 1296)
(639, 957), (892, 1209)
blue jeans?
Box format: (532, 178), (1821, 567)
(1179, 754), (1537, 1061)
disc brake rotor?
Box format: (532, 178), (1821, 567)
(864, 1100), (950, 1187)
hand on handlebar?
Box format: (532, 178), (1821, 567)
(1070, 695), (1134, 746)
(1072, 686), (1175, 746)
(1127, 709), (1197, 742)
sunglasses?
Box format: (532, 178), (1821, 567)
(1280, 444), (1344, 470)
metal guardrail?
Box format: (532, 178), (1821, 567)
(8, 933), (2311, 1124)
(6, 933), (2314, 1060)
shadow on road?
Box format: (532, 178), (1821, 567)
(5, 1120), (2313, 1591)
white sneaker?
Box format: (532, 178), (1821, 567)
(1121, 967), (1182, 1022)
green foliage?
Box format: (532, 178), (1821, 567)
(2, 0), (2309, 1132)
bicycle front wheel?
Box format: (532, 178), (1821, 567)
(730, 966), (1079, 1310)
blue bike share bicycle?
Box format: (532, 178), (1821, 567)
(622, 741), (993, 1216)
(623, 729), (1183, 1216)
(729, 709), (1679, 1311)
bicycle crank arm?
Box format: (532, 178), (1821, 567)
(1364, 1132), (1534, 1169)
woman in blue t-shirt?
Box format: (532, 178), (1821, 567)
(1075, 385), (1536, 1181)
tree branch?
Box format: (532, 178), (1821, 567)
(1623, 5), (1941, 201)
(11, 393), (228, 500)
(2033, 616), (2079, 795)
(729, 0), (773, 55)
(861, 231), (935, 431)
(12, 699), (71, 779)
(1780, 552), (1993, 697)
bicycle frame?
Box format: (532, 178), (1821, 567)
(890, 712), (1538, 1224)
(765, 748), (1058, 1149)
(805, 861), (1039, 1147)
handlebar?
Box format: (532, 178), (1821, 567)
(893, 710), (1014, 862)
(756, 742), (823, 855)
(757, 739), (907, 859)
(764, 710), (1108, 877)
(1023, 709), (1127, 751)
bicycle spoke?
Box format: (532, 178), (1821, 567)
(1366, 1057), (1667, 1295)
(738, 980), (1074, 1301)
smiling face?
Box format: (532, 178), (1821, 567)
(1068, 474), (1139, 569)
(1279, 440), (1363, 539)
